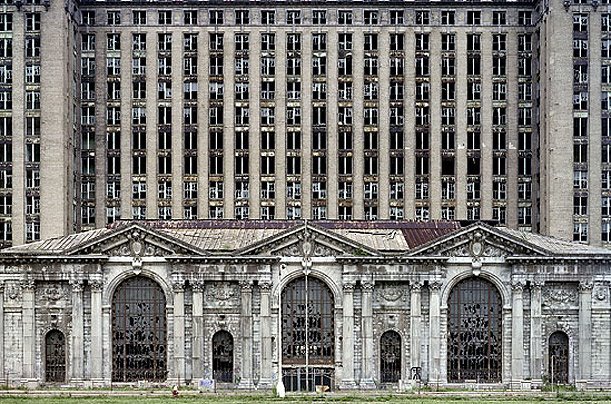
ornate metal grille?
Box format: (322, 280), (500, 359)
(447, 278), (502, 383)
(45, 330), (66, 383)
(380, 330), (402, 383)
(212, 330), (234, 383)
(112, 276), (167, 382)
(281, 276), (334, 391)
(549, 331), (569, 384)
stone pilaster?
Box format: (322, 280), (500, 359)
(429, 281), (442, 385)
(360, 281), (375, 388)
(340, 282), (357, 389)
(511, 280), (525, 387)
(90, 280), (103, 383)
(172, 281), (186, 384)
(530, 280), (543, 386)
(70, 279), (84, 382)
(192, 281), (204, 379)
(21, 279), (36, 384)
(578, 281), (593, 386)
(410, 282), (423, 376)
(259, 282), (273, 388)
(238, 281), (254, 389)
(0, 282), (3, 380)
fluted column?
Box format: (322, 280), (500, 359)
(410, 282), (423, 378)
(238, 281), (254, 389)
(530, 280), (543, 386)
(70, 279), (84, 382)
(429, 281), (442, 385)
(578, 281), (593, 384)
(360, 281), (375, 388)
(341, 282), (356, 388)
(90, 280), (103, 383)
(21, 279), (35, 382)
(192, 281), (204, 379)
(173, 281), (186, 383)
(511, 280), (525, 387)
(259, 282), (273, 388)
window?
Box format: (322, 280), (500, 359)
(337, 10), (352, 25)
(184, 10), (197, 25)
(261, 33), (275, 51)
(158, 10), (172, 25)
(235, 10), (249, 25)
(573, 223), (588, 242)
(312, 10), (327, 24)
(493, 11), (506, 25)
(390, 10), (404, 25)
(287, 10), (301, 25)
(467, 11), (481, 25)
(573, 13), (588, 32)
(415, 10), (429, 25)
(261, 10), (275, 25)
(209, 10), (223, 25)
(441, 10), (455, 25)
(25, 37), (40, 57)
(0, 13), (11, 31)
(518, 11), (532, 26)
(364, 10), (378, 25)
(107, 10), (120, 25)
(442, 34), (455, 51)
(132, 10), (147, 25)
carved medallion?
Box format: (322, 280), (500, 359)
(543, 284), (579, 309)
(375, 283), (406, 305)
(205, 283), (239, 307)
(595, 286), (609, 302)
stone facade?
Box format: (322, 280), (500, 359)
(0, 220), (609, 390)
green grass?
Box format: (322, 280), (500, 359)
(0, 393), (610, 404)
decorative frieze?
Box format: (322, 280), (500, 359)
(543, 284), (579, 309)
(204, 282), (240, 308)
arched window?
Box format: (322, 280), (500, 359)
(549, 331), (569, 384)
(447, 277), (503, 382)
(281, 276), (335, 392)
(45, 330), (66, 383)
(212, 331), (234, 383)
(112, 276), (167, 382)
(380, 330), (401, 383)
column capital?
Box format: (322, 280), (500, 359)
(69, 278), (84, 293)
(90, 280), (103, 292)
(429, 281), (443, 292)
(172, 280), (186, 293)
(579, 280), (593, 291)
(21, 278), (35, 291)
(511, 280), (526, 292)
(411, 281), (424, 292)
(191, 281), (205, 292)
(259, 281), (272, 292)
(0, 280), (4, 293)
(361, 281), (374, 292)
(240, 280), (253, 291)
(343, 282), (356, 292)
(532, 279), (545, 290)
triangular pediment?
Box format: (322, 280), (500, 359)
(236, 222), (379, 257)
(406, 223), (549, 258)
(66, 223), (208, 257)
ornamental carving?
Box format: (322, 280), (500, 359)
(595, 286), (609, 302)
(543, 284), (579, 309)
(41, 285), (66, 301)
(6, 282), (21, 300)
(204, 283), (239, 307)
(276, 241), (335, 258)
(374, 282), (408, 307)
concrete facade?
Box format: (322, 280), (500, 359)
(0, 220), (609, 390)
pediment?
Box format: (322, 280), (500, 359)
(406, 224), (549, 258)
(236, 223), (379, 257)
(66, 224), (208, 257)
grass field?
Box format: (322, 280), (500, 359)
(0, 393), (610, 404)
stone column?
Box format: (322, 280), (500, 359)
(90, 280), (103, 383)
(0, 282), (4, 381)
(341, 282), (356, 388)
(21, 279), (36, 383)
(511, 280), (525, 387)
(102, 305), (112, 383)
(192, 281), (204, 380)
(429, 281), (442, 386)
(259, 282), (273, 388)
(173, 281), (186, 384)
(360, 281), (375, 388)
(578, 281), (593, 385)
(238, 281), (254, 389)
(530, 280), (543, 386)
(410, 282), (423, 379)
(70, 279), (84, 382)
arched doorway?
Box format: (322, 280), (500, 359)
(281, 276), (335, 392)
(447, 277), (503, 382)
(380, 330), (401, 383)
(45, 330), (66, 383)
(549, 331), (569, 384)
(112, 276), (167, 382)
(212, 330), (234, 382)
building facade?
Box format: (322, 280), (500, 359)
(0, 0), (607, 246)
(0, 220), (609, 389)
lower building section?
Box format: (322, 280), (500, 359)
(0, 220), (609, 389)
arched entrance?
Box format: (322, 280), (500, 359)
(549, 331), (569, 384)
(447, 277), (503, 382)
(112, 276), (167, 382)
(212, 330), (234, 383)
(380, 330), (402, 383)
(45, 329), (66, 383)
(281, 276), (335, 392)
